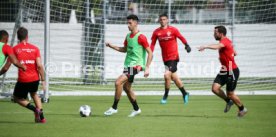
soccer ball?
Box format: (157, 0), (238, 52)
(79, 105), (91, 117)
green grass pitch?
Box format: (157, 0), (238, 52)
(0, 95), (275, 137)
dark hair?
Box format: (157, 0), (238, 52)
(215, 25), (227, 35)
(0, 30), (9, 40)
(17, 27), (28, 41)
(159, 13), (168, 18)
(126, 14), (139, 21)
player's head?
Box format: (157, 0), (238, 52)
(214, 26), (227, 40)
(127, 14), (139, 31)
(17, 27), (28, 42)
(0, 30), (9, 43)
(159, 13), (169, 27)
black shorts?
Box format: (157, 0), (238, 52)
(123, 67), (141, 83)
(214, 68), (240, 92)
(164, 60), (178, 73)
(13, 80), (40, 99)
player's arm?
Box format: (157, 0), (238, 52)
(150, 31), (157, 52)
(144, 47), (153, 78)
(138, 34), (153, 77)
(174, 28), (191, 53)
(198, 43), (225, 51)
(8, 54), (26, 71)
(36, 57), (46, 91)
(4, 45), (26, 71)
(0, 60), (12, 76)
(106, 42), (127, 53)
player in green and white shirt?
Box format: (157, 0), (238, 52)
(104, 15), (153, 117)
(0, 30), (26, 75)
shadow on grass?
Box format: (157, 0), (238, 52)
(47, 113), (106, 118)
(0, 120), (34, 124)
(141, 114), (228, 119)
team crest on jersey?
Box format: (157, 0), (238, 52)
(167, 31), (171, 36)
(16, 49), (22, 54)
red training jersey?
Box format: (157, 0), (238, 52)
(219, 37), (238, 71)
(2, 44), (14, 56)
(150, 26), (187, 62)
(13, 42), (41, 83)
(124, 32), (149, 49)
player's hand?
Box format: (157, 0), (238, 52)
(185, 44), (191, 53)
(22, 65), (27, 71)
(197, 46), (206, 52)
(234, 50), (237, 56)
(144, 67), (150, 78)
(105, 42), (111, 47)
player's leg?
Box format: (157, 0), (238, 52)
(212, 83), (228, 101)
(104, 74), (128, 116)
(30, 92), (46, 123)
(212, 72), (231, 102)
(13, 82), (36, 112)
(28, 80), (46, 123)
(13, 82), (41, 123)
(226, 68), (247, 117)
(123, 81), (141, 117)
(212, 72), (234, 113)
(161, 70), (172, 104)
(227, 91), (246, 117)
(171, 72), (189, 104)
(161, 61), (174, 104)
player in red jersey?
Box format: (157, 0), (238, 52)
(0, 30), (26, 75)
(7, 27), (47, 123)
(198, 26), (247, 117)
(150, 14), (191, 104)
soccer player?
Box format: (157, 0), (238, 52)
(104, 14), (153, 117)
(0, 30), (26, 75)
(150, 14), (191, 104)
(9, 27), (46, 123)
(198, 25), (247, 117)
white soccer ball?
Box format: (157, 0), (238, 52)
(79, 105), (91, 117)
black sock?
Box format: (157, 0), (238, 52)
(112, 98), (119, 110)
(40, 109), (45, 119)
(224, 98), (230, 103)
(179, 87), (187, 96)
(238, 105), (244, 111)
(163, 88), (170, 100)
(26, 103), (36, 112)
(131, 100), (139, 111)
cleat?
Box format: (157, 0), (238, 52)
(237, 108), (248, 118)
(160, 99), (167, 104)
(39, 118), (47, 123)
(128, 109), (141, 117)
(104, 107), (118, 116)
(34, 108), (41, 123)
(224, 100), (234, 113)
(183, 92), (189, 104)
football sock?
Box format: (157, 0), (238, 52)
(238, 105), (244, 111)
(224, 98), (230, 103)
(131, 100), (139, 111)
(40, 109), (45, 119)
(179, 87), (187, 96)
(26, 103), (36, 112)
(112, 98), (119, 110)
(163, 88), (170, 100)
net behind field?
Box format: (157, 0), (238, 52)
(0, 0), (276, 95)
